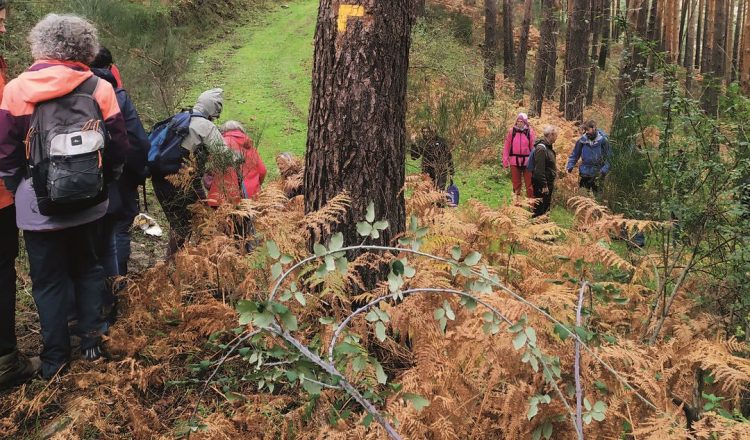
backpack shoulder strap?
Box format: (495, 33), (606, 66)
(75, 75), (100, 96)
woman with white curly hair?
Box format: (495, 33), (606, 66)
(0, 14), (130, 382)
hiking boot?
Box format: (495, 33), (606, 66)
(0, 350), (41, 390)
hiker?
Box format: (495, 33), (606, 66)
(150, 88), (234, 257)
(566, 119), (612, 194)
(530, 125), (559, 218)
(410, 126), (455, 191)
(90, 47), (149, 322)
(502, 113), (536, 199)
(206, 120), (267, 206)
(0, 14), (129, 379)
(0, 0), (40, 389)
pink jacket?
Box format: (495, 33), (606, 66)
(502, 126), (536, 168)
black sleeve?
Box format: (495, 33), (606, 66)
(533, 145), (547, 188)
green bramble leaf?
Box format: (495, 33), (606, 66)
(294, 291), (306, 306)
(279, 312), (297, 331)
(329, 232), (344, 252)
(375, 321), (387, 342)
(357, 221), (373, 237)
(271, 262), (282, 280)
(365, 202), (375, 223)
(373, 220), (389, 231)
(313, 243), (327, 257)
(463, 251), (481, 266)
(513, 331), (528, 350)
(451, 246), (462, 261)
(374, 360), (387, 384)
(266, 241), (280, 260)
(403, 393), (430, 411)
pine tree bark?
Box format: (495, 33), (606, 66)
(304, 0), (413, 252)
(701, 0), (715, 73)
(678, 0), (690, 64)
(502, 0), (516, 79)
(559, 3), (573, 112)
(599, 0), (612, 69)
(530, 0), (561, 116)
(684, 0), (697, 89)
(701, 0), (727, 116)
(562, 0), (591, 121)
(484, 0), (499, 98)
(587, 0), (604, 106)
(741, 0), (750, 93)
(545, 9), (560, 100)
(725, 0), (735, 84)
(515, 0), (534, 97)
(694, 0), (704, 68)
(731, 0), (745, 82)
(414, 0), (426, 17)
(647, 0), (660, 70)
(614, 0), (623, 41)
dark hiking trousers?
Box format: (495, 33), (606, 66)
(152, 176), (201, 257)
(24, 219), (107, 378)
(532, 181), (554, 218)
(0, 205), (18, 357)
(579, 175), (601, 194)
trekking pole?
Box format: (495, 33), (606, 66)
(142, 184), (149, 213)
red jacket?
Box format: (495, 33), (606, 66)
(206, 129), (266, 206)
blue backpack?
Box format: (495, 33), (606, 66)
(446, 183), (459, 207)
(148, 110), (206, 177)
(526, 144), (542, 172)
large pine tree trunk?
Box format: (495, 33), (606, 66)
(562, 0), (591, 121)
(701, 0), (727, 116)
(414, 0), (426, 17)
(530, 0), (561, 116)
(614, 0), (623, 41)
(502, 0), (516, 79)
(559, 3), (572, 112)
(599, 0), (612, 69)
(304, 0), (413, 252)
(701, 0), (716, 73)
(515, 0), (534, 97)
(742, 0), (750, 94)
(587, 0), (604, 106)
(484, 0), (499, 98)
(647, 0), (660, 70)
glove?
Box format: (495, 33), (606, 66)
(541, 186), (549, 195)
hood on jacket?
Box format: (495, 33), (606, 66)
(91, 67), (118, 89)
(579, 129), (606, 146)
(223, 129), (253, 150)
(516, 112), (529, 128)
(194, 88), (224, 119)
(14, 60), (93, 104)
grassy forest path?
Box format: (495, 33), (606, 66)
(188, 0), (317, 176)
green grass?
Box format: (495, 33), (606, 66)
(186, 0), (317, 176)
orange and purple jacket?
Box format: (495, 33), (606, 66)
(0, 60), (129, 231)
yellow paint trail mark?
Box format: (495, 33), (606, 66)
(337, 4), (365, 33)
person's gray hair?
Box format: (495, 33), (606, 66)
(28, 14), (99, 63)
(543, 124), (559, 139)
(220, 120), (247, 134)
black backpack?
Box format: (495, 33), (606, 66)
(26, 76), (108, 216)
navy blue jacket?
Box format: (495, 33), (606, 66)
(566, 129), (612, 177)
(92, 68), (150, 218)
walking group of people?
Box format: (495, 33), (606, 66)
(412, 112), (612, 217)
(0, 10), (266, 390)
(502, 113), (612, 217)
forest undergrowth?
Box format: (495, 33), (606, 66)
(2, 135), (749, 438)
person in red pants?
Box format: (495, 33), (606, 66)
(502, 112), (536, 200)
